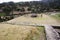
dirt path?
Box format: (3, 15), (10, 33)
(6, 14), (60, 26)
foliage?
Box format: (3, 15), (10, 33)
(21, 8), (25, 12)
(3, 6), (11, 16)
(27, 7), (31, 11)
(0, 0), (60, 13)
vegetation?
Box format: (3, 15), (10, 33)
(56, 14), (60, 19)
(51, 13), (60, 20)
(0, 1), (60, 40)
(0, 24), (45, 40)
(3, 6), (11, 16)
(57, 14), (60, 17)
(25, 27), (45, 40)
(0, 13), (6, 16)
(0, 0), (60, 14)
(27, 7), (31, 11)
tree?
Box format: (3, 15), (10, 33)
(2, 6), (12, 20)
(16, 8), (21, 11)
(21, 8), (25, 12)
(8, 1), (17, 18)
(3, 6), (11, 16)
(27, 7), (31, 11)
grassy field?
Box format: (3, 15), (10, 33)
(0, 13), (6, 16)
(0, 24), (45, 40)
(51, 13), (60, 20)
(55, 14), (60, 19)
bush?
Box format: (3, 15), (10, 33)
(27, 7), (31, 11)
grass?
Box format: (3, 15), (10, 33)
(51, 14), (60, 20)
(0, 24), (45, 40)
(31, 14), (46, 20)
(25, 26), (45, 40)
(0, 13), (6, 16)
(56, 14), (60, 18)
(33, 17), (46, 20)
(50, 13), (60, 23)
